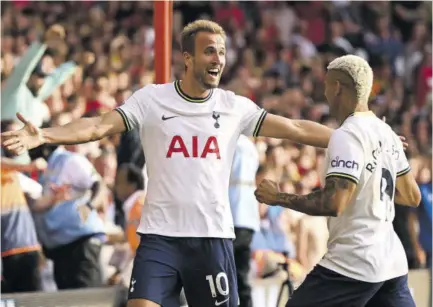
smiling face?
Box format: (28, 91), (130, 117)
(184, 31), (226, 89)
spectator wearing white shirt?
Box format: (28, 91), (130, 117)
(229, 135), (260, 307)
(29, 142), (106, 290)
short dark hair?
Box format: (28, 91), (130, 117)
(180, 19), (226, 55)
(118, 163), (144, 190)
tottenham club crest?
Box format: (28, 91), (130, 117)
(212, 111), (220, 129)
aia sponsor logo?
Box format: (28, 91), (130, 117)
(166, 136), (221, 159)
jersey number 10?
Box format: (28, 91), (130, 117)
(205, 272), (229, 298)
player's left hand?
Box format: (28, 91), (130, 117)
(255, 179), (280, 205)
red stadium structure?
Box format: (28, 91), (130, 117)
(153, 0), (173, 84)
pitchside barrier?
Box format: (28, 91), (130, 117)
(1, 269), (430, 307)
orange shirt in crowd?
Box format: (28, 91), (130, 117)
(123, 190), (145, 254)
(1, 169), (41, 257)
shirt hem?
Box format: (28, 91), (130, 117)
(1, 245), (41, 257)
(318, 258), (409, 283)
(137, 229), (236, 239)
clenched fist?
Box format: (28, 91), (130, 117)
(254, 179), (280, 205)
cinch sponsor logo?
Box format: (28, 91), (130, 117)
(331, 157), (359, 170)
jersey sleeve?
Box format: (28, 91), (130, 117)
(236, 95), (267, 137)
(394, 134), (411, 177)
(115, 86), (150, 131)
(326, 129), (365, 184)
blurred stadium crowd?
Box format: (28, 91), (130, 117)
(1, 0), (432, 302)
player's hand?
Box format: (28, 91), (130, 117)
(255, 179), (280, 205)
(1, 113), (45, 156)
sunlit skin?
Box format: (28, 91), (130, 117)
(180, 32), (226, 98)
(324, 71), (368, 125)
(255, 70), (410, 209)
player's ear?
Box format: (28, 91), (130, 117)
(335, 81), (342, 96)
(183, 52), (193, 70)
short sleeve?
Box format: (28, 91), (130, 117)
(394, 134), (411, 177)
(64, 155), (100, 189)
(326, 129), (365, 184)
(236, 95), (267, 137)
(115, 86), (150, 131)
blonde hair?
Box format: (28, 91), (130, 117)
(181, 20), (226, 54)
(327, 55), (373, 104)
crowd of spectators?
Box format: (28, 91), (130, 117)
(1, 0), (431, 299)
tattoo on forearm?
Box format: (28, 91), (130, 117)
(276, 177), (351, 216)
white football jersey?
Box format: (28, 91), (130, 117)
(319, 111), (411, 283)
(116, 81), (267, 238)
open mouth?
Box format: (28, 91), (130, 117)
(207, 69), (219, 78)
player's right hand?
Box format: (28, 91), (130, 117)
(1, 113), (44, 156)
(255, 179), (280, 205)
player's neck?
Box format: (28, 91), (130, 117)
(180, 78), (212, 99)
(353, 103), (369, 114)
(339, 103), (369, 125)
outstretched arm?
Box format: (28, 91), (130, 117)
(42, 110), (126, 145)
(255, 177), (357, 217)
(258, 114), (333, 148)
(1, 110), (126, 156)
(2, 86), (148, 156)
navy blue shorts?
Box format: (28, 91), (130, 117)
(286, 265), (415, 307)
(128, 234), (239, 307)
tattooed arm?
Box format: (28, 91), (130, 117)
(255, 128), (363, 216)
(255, 176), (357, 217)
